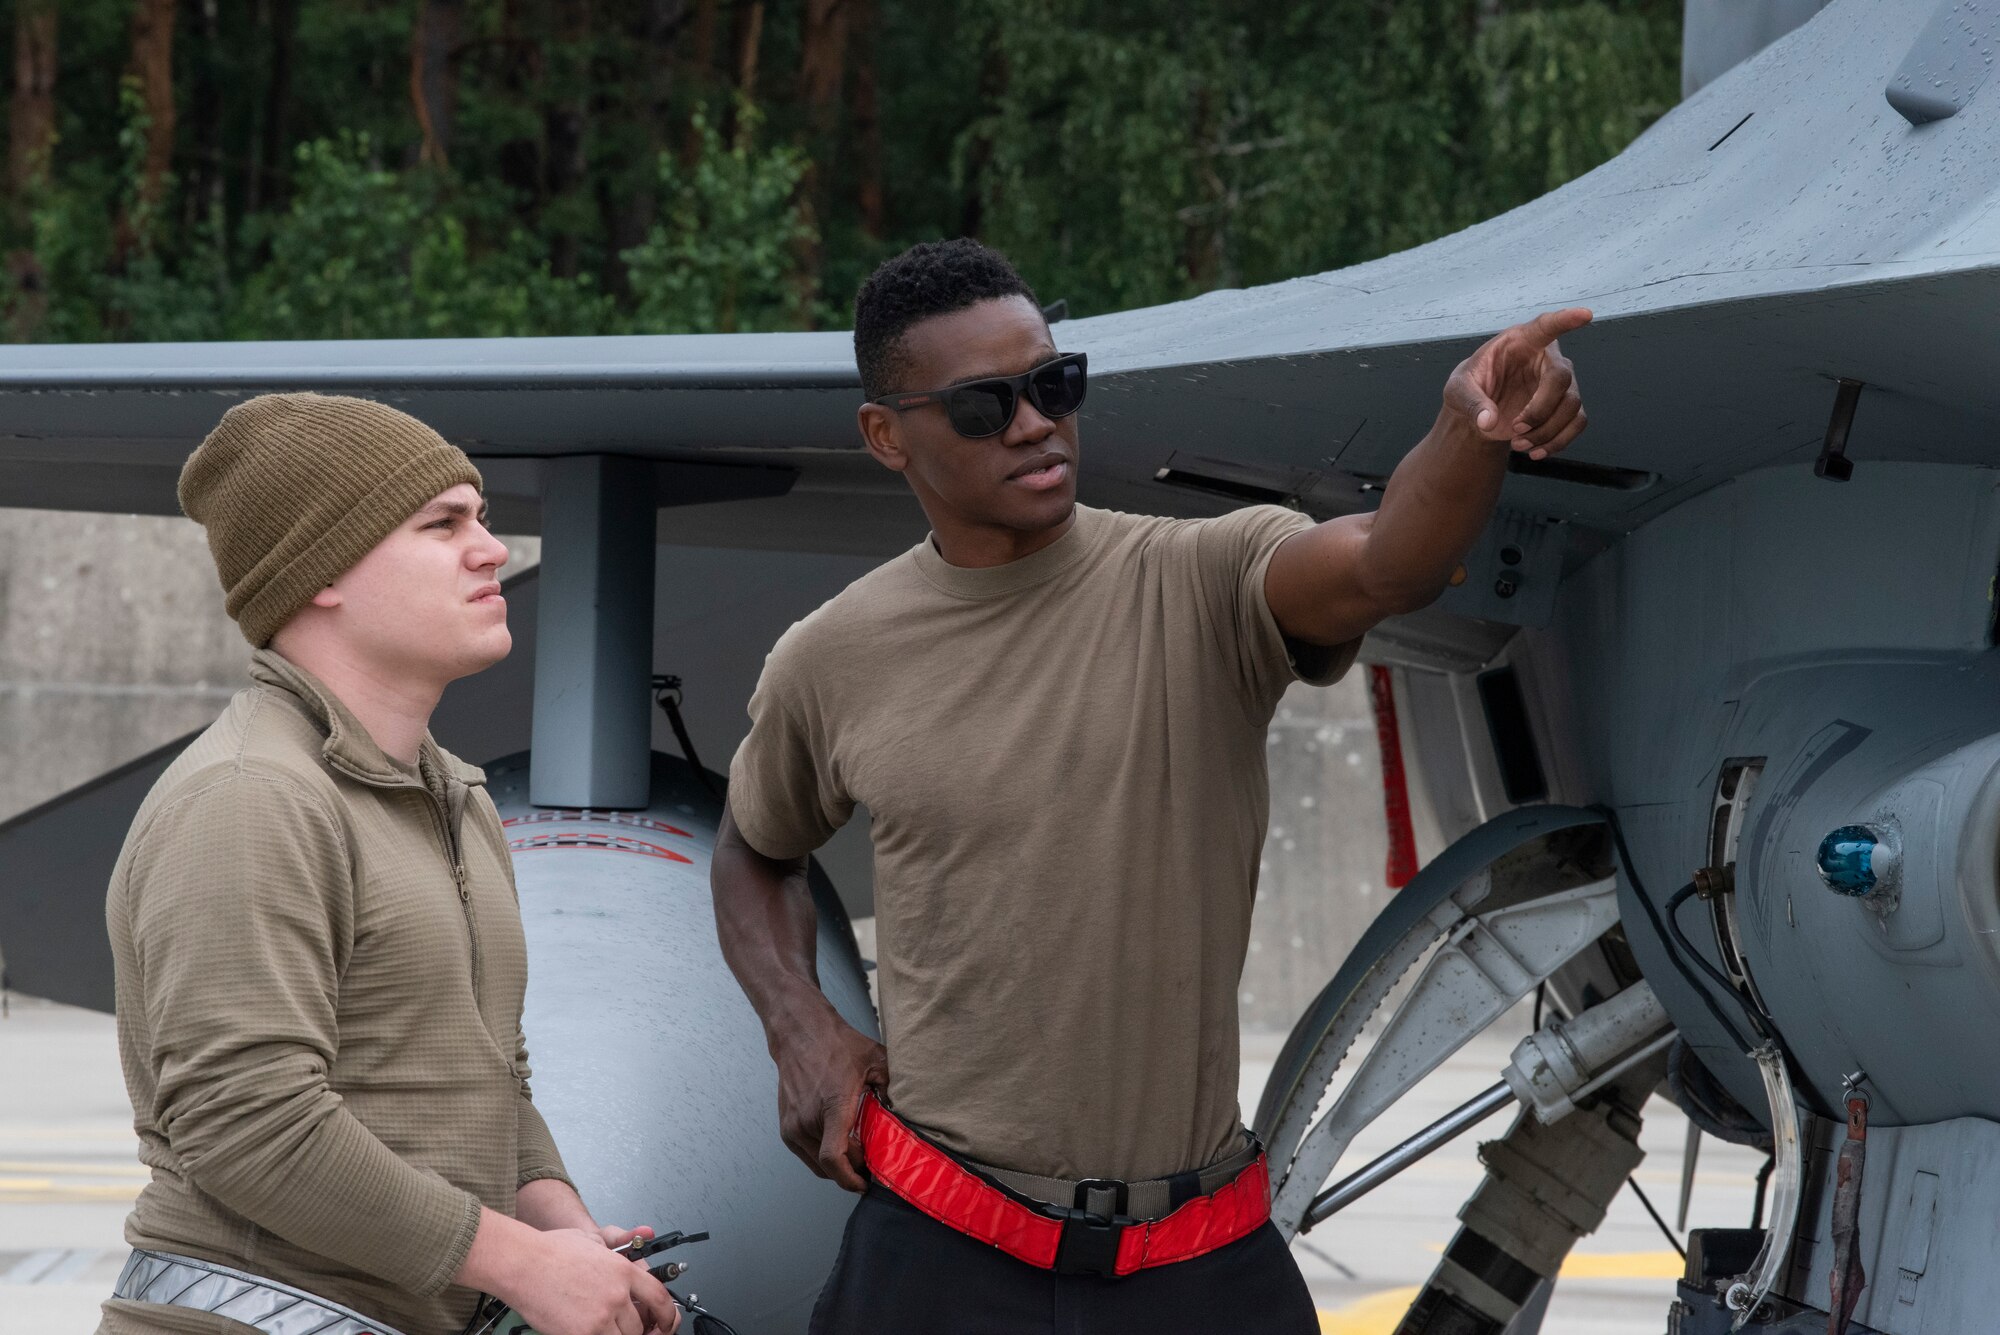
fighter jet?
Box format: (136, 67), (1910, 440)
(2, 1), (1992, 1330)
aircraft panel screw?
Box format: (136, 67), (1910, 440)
(1493, 574), (1519, 599)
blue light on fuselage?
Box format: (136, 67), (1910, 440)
(1817, 825), (1881, 895)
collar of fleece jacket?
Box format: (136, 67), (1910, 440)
(248, 647), (487, 794)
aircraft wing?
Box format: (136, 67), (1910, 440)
(4, 0), (1994, 1012)
(0, 0), (1992, 562)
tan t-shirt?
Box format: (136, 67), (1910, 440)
(728, 504), (1356, 1183)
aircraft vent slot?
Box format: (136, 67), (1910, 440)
(1153, 467), (1291, 506)
(1476, 666), (1548, 806)
(1709, 112), (1754, 151)
(1153, 452), (1317, 508)
(1505, 454), (1655, 491)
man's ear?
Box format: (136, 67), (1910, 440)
(309, 586), (342, 610)
(857, 403), (910, 474)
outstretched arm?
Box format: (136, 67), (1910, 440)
(1266, 308), (1592, 647)
(712, 801), (887, 1192)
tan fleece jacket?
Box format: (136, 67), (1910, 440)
(100, 650), (570, 1335)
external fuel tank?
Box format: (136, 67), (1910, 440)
(486, 751), (876, 1335)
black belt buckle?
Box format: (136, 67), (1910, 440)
(1053, 1178), (1129, 1277)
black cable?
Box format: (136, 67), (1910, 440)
(1292, 1237), (1358, 1281)
(1654, 884), (1757, 1055)
(1626, 1176), (1687, 1261)
(1591, 804), (1759, 1055)
(1595, 803), (1829, 1120)
(653, 675), (726, 802)
(673, 1294), (741, 1335)
(1666, 885), (1768, 1049)
(1532, 981), (1546, 1033)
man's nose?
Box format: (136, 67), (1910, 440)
(1005, 399), (1057, 446)
(470, 525), (508, 569)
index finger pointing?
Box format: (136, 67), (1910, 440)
(1521, 307), (1592, 348)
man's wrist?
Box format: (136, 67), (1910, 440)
(1431, 403), (1503, 453)
(455, 1207), (545, 1294)
(765, 990), (846, 1056)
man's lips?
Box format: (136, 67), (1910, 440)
(1007, 455), (1071, 490)
(469, 582), (504, 605)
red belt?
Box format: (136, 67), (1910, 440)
(855, 1095), (1271, 1277)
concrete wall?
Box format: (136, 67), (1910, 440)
(0, 508), (1390, 1032)
(0, 510), (245, 825)
(0, 508), (545, 825)
(1242, 676), (1391, 1032)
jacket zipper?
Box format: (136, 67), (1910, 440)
(319, 743), (495, 1048)
(418, 775), (511, 1074)
(422, 780), (481, 992)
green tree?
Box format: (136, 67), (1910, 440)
(232, 136), (615, 340)
(966, 0), (1680, 316)
(622, 108), (815, 334)
(0, 0), (1682, 342)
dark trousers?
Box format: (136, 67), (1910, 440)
(808, 1184), (1319, 1335)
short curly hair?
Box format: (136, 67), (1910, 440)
(853, 239), (1041, 400)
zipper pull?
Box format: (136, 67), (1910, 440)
(454, 863), (468, 901)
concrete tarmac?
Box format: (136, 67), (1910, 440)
(1238, 1024), (1765, 1335)
(0, 996), (141, 1335)
(1, 996), (1762, 1335)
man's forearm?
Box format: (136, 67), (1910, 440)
(1268, 310), (1586, 643)
(713, 804), (887, 1190)
(456, 1207), (548, 1294)
(1357, 406), (1510, 611)
(516, 1178), (596, 1233)
(711, 807), (841, 1046)
(179, 1095), (483, 1297)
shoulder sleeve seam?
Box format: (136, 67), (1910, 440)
(129, 763), (353, 883)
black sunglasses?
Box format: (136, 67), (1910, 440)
(872, 352), (1088, 439)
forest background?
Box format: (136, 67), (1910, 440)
(0, 0), (1681, 345)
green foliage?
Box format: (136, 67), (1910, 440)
(1477, 5), (1682, 200)
(0, 0), (1682, 343)
(17, 172), (124, 343)
(232, 137), (615, 340)
(968, 0), (1682, 315)
(969, 4), (1203, 310)
(623, 109), (816, 335)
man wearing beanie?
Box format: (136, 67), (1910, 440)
(100, 393), (679, 1335)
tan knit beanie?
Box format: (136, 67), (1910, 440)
(178, 392), (484, 647)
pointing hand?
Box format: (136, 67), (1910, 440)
(1441, 308), (1592, 461)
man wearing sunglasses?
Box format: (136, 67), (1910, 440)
(713, 239), (1589, 1333)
